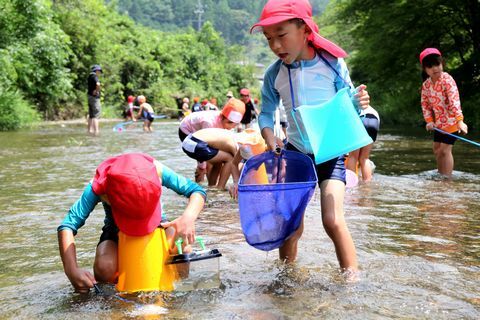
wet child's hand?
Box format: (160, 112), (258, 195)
(67, 268), (96, 294)
(426, 122), (434, 131)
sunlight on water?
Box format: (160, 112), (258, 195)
(0, 122), (479, 318)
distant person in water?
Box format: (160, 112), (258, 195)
(87, 65), (102, 136)
(191, 97), (203, 112)
(238, 88), (259, 131)
(124, 95), (136, 121)
(181, 97), (191, 119)
(136, 95), (155, 132)
(419, 48), (468, 177)
(202, 99), (218, 111)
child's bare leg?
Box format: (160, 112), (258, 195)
(94, 240), (118, 283)
(346, 149), (360, 173)
(279, 218), (304, 263)
(432, 141), (440, 162)
(320, 179), (357, 270)
(206, 151), (233, 189)
(207, 163), (221, 186)
(87, 118), (93, 134)
(358, 144), (373, 181)
(436, 143), (453, 176)
(216, 162), (232, 189)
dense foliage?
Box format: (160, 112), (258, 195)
(320, 0), (480, 128)
(112, 0), (330, 68)
(0, 0), (256, 130)
(113, 0), (330, 44)
(2, 0), (478, 130)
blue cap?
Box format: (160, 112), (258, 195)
(91, 64), (102, 73)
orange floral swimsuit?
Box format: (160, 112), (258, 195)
(421, 72), (463, 133)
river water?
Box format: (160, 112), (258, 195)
(0, 121), (479, 319)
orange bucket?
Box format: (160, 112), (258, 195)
(237, 129), (268, 184)
(116, 228), (179, 293)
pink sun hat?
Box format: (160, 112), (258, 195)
(419, 48), (441, 64)
(250, 0), (347, 58)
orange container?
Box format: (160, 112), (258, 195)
(237, 129), (268, 184)
(237, 129), (266, 156)
(116, 228), (179, 293)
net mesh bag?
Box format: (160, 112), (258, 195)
(238, 150), (317, 251)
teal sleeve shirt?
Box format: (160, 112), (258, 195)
(57, 163), (207, 235)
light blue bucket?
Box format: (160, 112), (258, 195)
(295, 88), (373, 164)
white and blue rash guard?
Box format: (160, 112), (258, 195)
(259, 51), (355, 154)
(57, 163), (207, 235)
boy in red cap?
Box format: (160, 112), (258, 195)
(419, 48), (468, 177)
(238, 88), (259, 131)
(57, 153), (206, 293)
(124, 95), (136, 121)
(251, 0), (371, 276)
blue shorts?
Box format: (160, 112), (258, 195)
(286, 143), (346, 185)
(433, 129), (456, 145)
(182, 134), (219, 162)
(361, 114), (380, 142)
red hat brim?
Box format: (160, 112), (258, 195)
(250, 16), (347, 59)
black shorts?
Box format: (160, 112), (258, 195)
(433, 130), (457, 145)
(88, 95), (101, 118)
(178, 128), (188, 142)
(98, 218), (169, 246)
(98, 223), (119, 245)
(361, 114), (380, 142)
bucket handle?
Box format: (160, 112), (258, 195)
(175, 236), (205, 254)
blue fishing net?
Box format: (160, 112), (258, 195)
(238, 150), (317, 251)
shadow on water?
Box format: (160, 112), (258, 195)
(0, 122), (479, 318)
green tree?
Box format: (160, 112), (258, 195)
(323, 0), (480, 127)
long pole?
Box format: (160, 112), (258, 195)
(433, 128), (480, 148)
